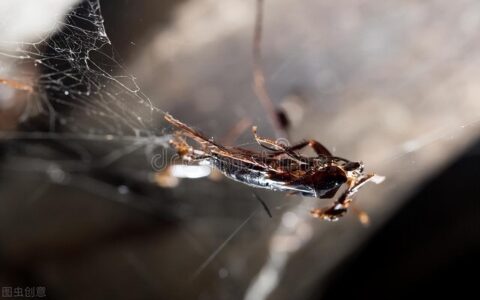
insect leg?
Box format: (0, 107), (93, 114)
(310, 174), (375, 221)
(168, 133), (191, 157)
(310, 200), (351, 221)
(305, 140), (332, 157)
(268, 139), (332, 158)
(252, 126), (286, 151)
(167, 131), (207, 160)
(252, 126), (311, 164)
(310, 184), (351, 221)
(267, 140), (309, 157)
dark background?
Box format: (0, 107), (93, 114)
(319, 138), (480, 300)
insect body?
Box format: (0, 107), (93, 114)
(164, 114), (384, 221)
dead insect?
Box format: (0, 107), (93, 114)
(164, 114), (384, 222)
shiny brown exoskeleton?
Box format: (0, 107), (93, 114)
(165, 114), (383, 222)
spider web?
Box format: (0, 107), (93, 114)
(0, 0), (165, 140)
(0, 0), (174, 188)
(1, 0), (479, 300)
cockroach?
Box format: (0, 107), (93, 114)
(164, 114), (384, 222)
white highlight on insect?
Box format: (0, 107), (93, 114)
(169, 164), (212, 179)
(371, 175), (386, 184)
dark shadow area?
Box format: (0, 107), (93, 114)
(316, 137), (480, 300)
